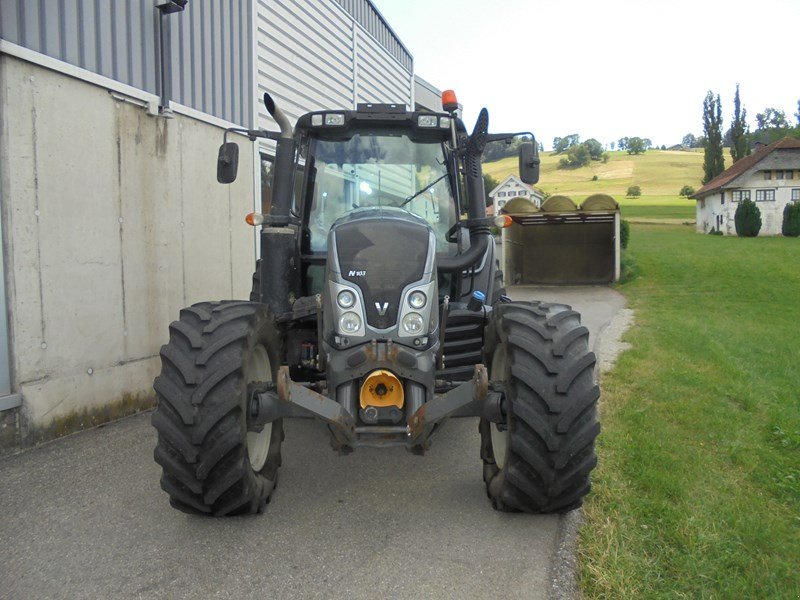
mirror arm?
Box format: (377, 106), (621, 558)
(222, 127), (282, 144)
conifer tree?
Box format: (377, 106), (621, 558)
(730, 84), (750, 163)
(702, 91), (725, 184)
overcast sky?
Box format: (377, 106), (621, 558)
(372, 0), (799, 149)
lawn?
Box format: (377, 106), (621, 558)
(580, 224), (800, 598)
(483, 150), (704, 221)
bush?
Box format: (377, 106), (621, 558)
(591, 175), (598, 181)
(782, 202), (800, 237)
(620, 219), (630, 249)
(626, 185), (641, 198)
(734, 199), (762, 237)
(679, 185), (696, 197)
(618, 251), (640, 284)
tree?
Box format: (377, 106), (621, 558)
(796, 99), (800, 124)
(626, 185), (641, 197)
(643, 138), (653, 150)
(750, 105), (800, 146)
(627, 137), (646, 155)
(483, 174), (499, 206)
(782, 202), (800, 237)
(584, 138), (604, 160)
(553, 134), (580, 153)
(682, 133), (697, 148)
(730, 84), (750, 163)
(610, 141), (616, 151)
(755, 107), (789, 130)
(734, 199), (761, 237)
(702, 91), (725, 184)
(557, 143), (591, 169)
(679, 185), (695, 197)
(617, 137), (629, 151)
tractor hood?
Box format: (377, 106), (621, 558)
(323, 208), (438, 347)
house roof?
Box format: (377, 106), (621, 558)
(692, 137), (800, 199)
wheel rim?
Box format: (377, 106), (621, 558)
(246, 344), (272, 472)
(490, 343), (510, 470)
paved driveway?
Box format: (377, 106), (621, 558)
(0, 286), (626, 600)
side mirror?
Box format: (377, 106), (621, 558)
(217, 142), (239, 184)
(519, 141), (540, 184)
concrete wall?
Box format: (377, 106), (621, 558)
(0, 55), (255, 444)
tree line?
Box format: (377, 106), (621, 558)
(698, 87), (800, 184)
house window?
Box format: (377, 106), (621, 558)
(498, 200), (506, 208)
(507, 193), (516, 198)
(776, 170), (784, 180)
(497, 192), (506, 197)
(755, 189), (775, 202)
(518, 190), (527, 196)
(787, 171), (794, 180)
(764, 171), (772, 180)
(792, 189), (800, 201)
(731, 190), (751, 202)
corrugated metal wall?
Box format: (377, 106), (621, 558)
(0, 0), (252, 126)
(0, 0), (158, 92)
(164, 0), (253, 126)
(255, 0), (413, 131)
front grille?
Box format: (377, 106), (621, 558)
(437, 308), (485, 381)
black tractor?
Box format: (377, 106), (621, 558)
(151, 92), (600, 516)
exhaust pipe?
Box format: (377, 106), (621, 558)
(263, 92), (293, 139)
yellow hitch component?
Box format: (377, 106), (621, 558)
(360, 370), (404, 409)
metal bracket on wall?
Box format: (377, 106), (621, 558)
(108, 92), (160, 117)
(0, 394), (22, 412)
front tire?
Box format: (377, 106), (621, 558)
(152, 301), (283, 516)
(480, 301), (600, 513)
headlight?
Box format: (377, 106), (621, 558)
(408, 291), (426, 309)
(401, 312), (424, 335)
(337, 289), (356, 309)
(339, 312), (362, 334)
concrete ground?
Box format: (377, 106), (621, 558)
(0, 286), (627, 600)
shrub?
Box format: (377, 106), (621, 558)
(626, 185), (641, 198)
(618, 252), (640, 284)
(734, 199), (762, 237)
(679, 185), (696, 197)
(620, 219), (630, 249)
(591, 175), (598, 181)
(782, 202), (800, 237)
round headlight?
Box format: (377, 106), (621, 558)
(401, 312), (425, 335)
(337, 289), (356, 309)
(339, 312), (361, 334)
(408, 291), (426, 309)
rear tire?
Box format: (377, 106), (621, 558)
(480, 301), (599, 513)
(152, 301), (283, 516)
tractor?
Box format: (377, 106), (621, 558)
(151, 91), (600, 516)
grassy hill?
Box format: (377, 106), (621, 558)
(483, 149), (709, 220)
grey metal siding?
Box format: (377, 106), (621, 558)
(255, 0), (412, 131)
(0, 0), (160, 94)
(0, 0), (252, 126)
(256, 0), (356, 127)
(334, 0), (411, 70)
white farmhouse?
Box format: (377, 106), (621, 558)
(488, 175), (543, 216)
(693, 137), (800, 235)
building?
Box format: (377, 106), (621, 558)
(0, 0), (429, 449)
(488, 174), (543, 216)
(692, 137), (800, 235)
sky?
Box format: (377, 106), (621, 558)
(371, 0), (799, 150)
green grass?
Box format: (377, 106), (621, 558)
(483, 150), (703, 220)
(579, 224), (800, 599)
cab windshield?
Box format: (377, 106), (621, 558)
(306, 133), (456, 252)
